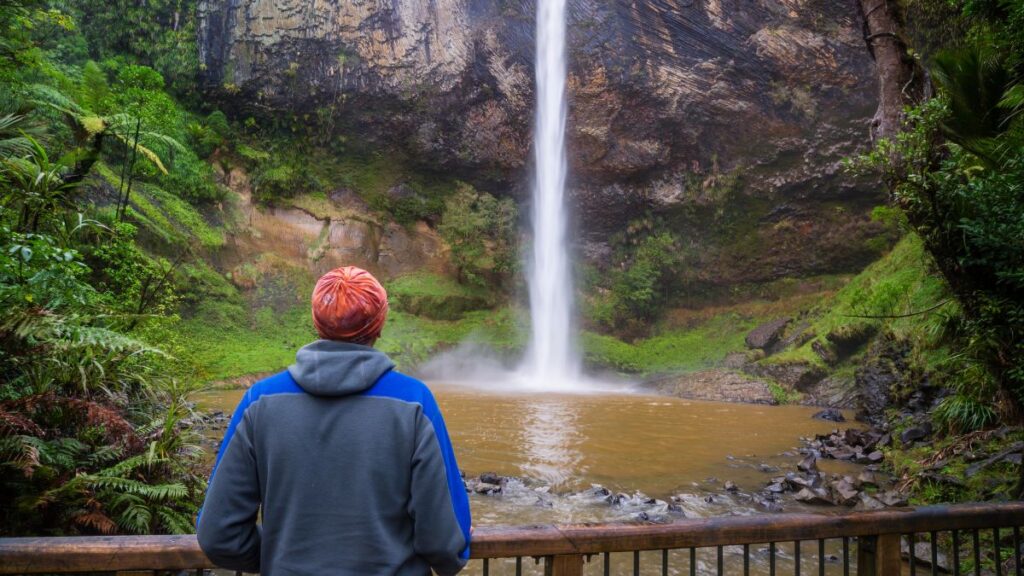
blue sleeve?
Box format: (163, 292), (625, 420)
(419, 389), (472, 560)
(198, 371), (302, 527)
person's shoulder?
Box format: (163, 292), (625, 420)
(246, 370), (304, 402)
(364, 370), (436, 406)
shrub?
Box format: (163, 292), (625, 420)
(438, 184), (518, 287)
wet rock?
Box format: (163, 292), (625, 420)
(794, 488), (833, 505)
(724, 481), (738, 492)
(902, 540), (951, 573)
(826, 446), (855, 460)
(830, 478), (859, 506)
(866, 451), (884, 464)
(766, 482), (787, 494)
(853, 493), (887, 511)
(812, 409), (846, 422)
(745, 318), (791, 350)
(479, 472), (502, 485)
(826, 324), (878, 358)
(857, 471), (883, 487)
(749, 361), (827, 392)
(854, 338), (909, 425)
(900, 422), (933, 444)
(785, 472), (820, 491)
(878, 491), (908, 507)
(667, 503), (686, 515)
(474, 482), (501, 495)
(759, 464), (779, 473)
(798, 455), (819, 473)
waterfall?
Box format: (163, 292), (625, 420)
(522, 0), (578, 386)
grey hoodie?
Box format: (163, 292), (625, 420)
(197, 340), (471, 575)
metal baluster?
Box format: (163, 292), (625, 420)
(770, 542), (777, 576)
(795, 540), (801, 576)
(634, 550), (640, 576)
(691, 547), (697, 576)
(954, 530), (961, 576)
(909, 534), (917, 576)
(996, 528), (1003, 576)
(819, 538), (825, 576)
(1014, 526), (1021, 576)
(483, 558), (489, 576)
(974, 529), (982, 576)
(662, 549), (669, 576)
(604, 552), (611, 576)
(932, 531), (939, 576)
(843, 536), (850, 576)
(744, 543), (751, 576)
(516, 556), (523, 576)
(717, 545), (724, 575)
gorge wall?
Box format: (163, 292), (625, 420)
(197, 0), (886, 295)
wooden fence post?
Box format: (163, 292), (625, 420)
(546, 553), (584, 576)
(857, 534), (903, 575)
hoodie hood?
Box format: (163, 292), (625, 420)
(287, 340), (395, 396)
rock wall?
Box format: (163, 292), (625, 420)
(198, 0), (886, 293)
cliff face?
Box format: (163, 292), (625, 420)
(198, 0), (885, 292)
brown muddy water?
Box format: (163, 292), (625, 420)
(194, 383), (870, 575)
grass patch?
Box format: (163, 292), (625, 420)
(93, 162), (225, 249)
(765, 235), (952, 368)
(385, 273), (494, 320)
(581, 313), (760, 375)
(180, 301), (525, 382)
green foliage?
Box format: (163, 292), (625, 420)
(850, 68), (1024, 411)
(581, 313), (759, 374)
(931, 45), (1015, 164)
(251, 159), (324, 202)
(585, 217), (683, 337)
(70, 0), (200, 97)
(0, 66), (204, 536)
(438, 184), (518, 287)
(767, 381), (803, 405)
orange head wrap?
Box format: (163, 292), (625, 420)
(311, 266), (389, 345)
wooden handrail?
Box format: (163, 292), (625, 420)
(1, 502), (1022, 574)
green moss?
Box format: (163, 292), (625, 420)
(581, 313), (759, 374)
(93, 162), (225, 249)
(768, 381), (803, 404)
(767, 235), (952, 369)
(178, 304), (315, 381)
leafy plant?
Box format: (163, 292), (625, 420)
(438, 184), (518, 287)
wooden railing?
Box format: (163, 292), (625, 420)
(1, 502), (1022, 575)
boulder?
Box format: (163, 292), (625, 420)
(794, 488), (833, 505)
(854, 493), (887, 511)
(724, 481), (739, 492)
(878, 491), (908, 507)
(473, 482), (501, 495)
(902, 540), (951, 573)
(749, 361), (826, 391)
(830, 478), (859, 506)
(900, 422), (933, 444)
(745, 319), (791, 350)
(479, 472), (502, 485)
(857, 471), (883, 487)
(812, 409), (846, 422)
(826, 323), (878, 358)
(798, 455), (819, 473)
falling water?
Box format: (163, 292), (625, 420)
(523, 0), (578, 386)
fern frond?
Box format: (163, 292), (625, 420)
(27, 84), (85, 116)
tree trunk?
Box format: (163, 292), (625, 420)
(856, 0), (927, 141)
